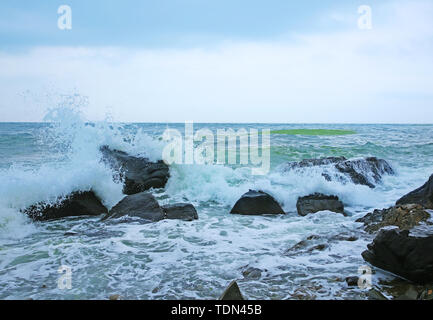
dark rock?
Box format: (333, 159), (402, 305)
(162, 203), (198, 221)
(396, 174), (433, 209)
(23, 191), (108, 221)
(285, 233), (356, 256)
(296, 193), (345, 216)
(362, 228), (433, 284)
(345, 276), (359, 286)
(241, 266), (264, 280)
(356, 204), (431, 233)
(219, 281), (244, 300)
(230, 190), (285, 215)
(102, 192), (165, 222)
(285, 156), (394, 188)
(100, 145), (170, 195)
(367, 288), (389, 300)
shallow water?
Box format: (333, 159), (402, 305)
(0, 120), (432, 300)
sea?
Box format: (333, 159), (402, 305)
(0, 110), (432, 299)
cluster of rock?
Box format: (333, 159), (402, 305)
(285, 156), (395, 188)
(356, 174), (433, 296)
(23, 146), (196, 223)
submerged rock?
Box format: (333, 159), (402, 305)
(230, 190), (285, 215)
(362, 227), (433, 284)
(356, 204), (431, 233)
(396, 174), (433, 209)
(219, 281), (244, 300)
(102, 192), (165, 222)
(296, 193), (345, 216)
(285, 156), (394, 188)
(285, 233), (357, 256)
(241, 266), (265, 280)
(23, 191), (108, 221)
(100, 145), (169, 195)
(162, 203), (198, 221)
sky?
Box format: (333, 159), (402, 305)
(0, 0), (432, 123)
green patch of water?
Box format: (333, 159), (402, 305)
(271, 129), (356, 136)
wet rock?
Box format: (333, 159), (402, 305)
(109, 294), (121, 300)
(396, 174), (433, 209)
(100, 145), (170, 195)
(23, 191), (108, 221)
(367, 288), (389, 300)
(162, 203), (198, 221)
(285, 156), (394, 188)
(230, 190), (285, 215)
(362, 228), (433, 284)
(102, 192), (165, 222)
(345, 276), (359, 287)
(219, 281), (244, 300)
(241, 266), (264, 280)
(356, 204), (431, 233)
(285, 233), (356, 256)
(419, 287), (433, 300)
(296, 193), (345, 216)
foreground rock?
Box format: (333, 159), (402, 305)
(296, 193), (345, 216)
(362, 227), (433, 284)
(102, 192), (165, 222)
(285, 156), (394, 188)
(356, 204), (431, 233)
(162, 203), (198, 221)
(24, 191), (108, 221)
(219, 281), (244, 300)
(230, 190), (285, 215)
(100, 145), (170, 195)
(396, 174), (433, 209)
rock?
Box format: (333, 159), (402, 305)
(102, 192), (165, 222)
(219, 281), (244, 300)
(345, 276), (359, 287)
(230, 190), (285, 215)
(356, 204), (431, 233)
(285, 233), (356, 256)
(367, 288), (389, 300)
(100, 145), (170, 195)
(396, 174), (433, 209)
(162, 203), (198, 221)
(362, 228), (433, 284)
(285, 156), (394, 188)
(109, 294), (121, 300)
(241, 266), (264, 280)
(23, 191), (108, 221)
(296, 193), (345, 216)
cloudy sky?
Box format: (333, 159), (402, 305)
(0, 0), (432, 123)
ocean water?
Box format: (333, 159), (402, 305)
(0, 117), (433, 300)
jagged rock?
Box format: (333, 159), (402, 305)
(162, 203), (198, 221)
(219, 281), (244, 300)
(100, 145), (169, 195)
(285, 156), (394, 188)
(23, 191), (108, 221)
(362, 228), (433, 284)
(396, 174), (433, 209)
(296, 193), (345, 216)
(356, 204), (431, 233)
(230, 190), (285, 215)
(102, 192), (165, 222)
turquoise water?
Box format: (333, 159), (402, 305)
(0, 121), (432, 300)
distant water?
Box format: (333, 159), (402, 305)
(0, 119), (433, 300)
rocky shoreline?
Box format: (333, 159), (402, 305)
(21, 148), (433, 300)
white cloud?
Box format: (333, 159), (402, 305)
(0, 0), (432, 123)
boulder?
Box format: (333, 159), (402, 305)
(285, 156), (394, 188)
(219, 281), (244, 300)
(162, 203), (198, 221)
(23, 191), (108, 221)
(356, 204), (431, 233)
(396, 174), (433, 209)
(230, 190), (285, 215)
(102, 192), (165, 222)
(296, 193), (345, 216)
(362, 228), (433, 284)
(100, 145), (169, 195)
